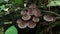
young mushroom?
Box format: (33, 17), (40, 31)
(43, 15), (54, 22)
(29, 3), (36, 9)
(33, 8), (42, 17)
(27, 8), (34, 15)
(22, 15), (31, 21)
(32, 16), (40, 22)
(27, 21), (36, 28)
(17, 19), (28, 28)
(21, 10), (27, 15)
(17, 19), (23, 23)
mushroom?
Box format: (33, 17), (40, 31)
(29, 4), (36, 9)
(21, 10), (27, 15)
(22, 15), (31, 21)
(18, 22), (28, 29)
(43, 15), (54, 22)
(27, 8), (34, 15)
(27, 21), (36, 28)
(17, 19), (28, 29)
(33, 8), (42, 17)
(32, 17), (39, 22)
(17, 19), (23, 23)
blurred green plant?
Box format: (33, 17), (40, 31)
(0, 27), (4, 34)
(47, 0), (60, 7)
(15, 0), (23, 4)
(4, 0), (9, 2)
(5, 25), (18, 34)
(0, 5), (5, 10)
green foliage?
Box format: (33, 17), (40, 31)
(47, 0), (60, 7)
(0, 0), (3, 3)
(0, 28), (4, 34)
(0, 5), (5, 10)
(15, 0), (23, 4)
(4, 0), (9, 2)
(0, 12), (4, 15)
(5, 25), (18, 34)
(4, 21), (12, 24)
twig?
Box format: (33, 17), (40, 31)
(42, 10), (60, 17)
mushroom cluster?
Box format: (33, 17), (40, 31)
(16, 3), (55, 29)
(17, 4), (42, 29)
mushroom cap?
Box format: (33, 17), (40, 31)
(27, 8), (34, 15)
(17, 19), (23, 23)
(21, 10), (27, 15)
(18, 21), (28, 29)
(29, 4), (36, 9)
(43, 15), (54, 22)
(33, 8), (42, 17)
(22, 15), (31, 21)
(27, 21), (36, 28)
(32, 17), (39, 22)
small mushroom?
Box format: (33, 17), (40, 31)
(17, 21), (28, 29)
(43, 15), (54, 22)
(18, 23), (27, 29)
(27, 8), (33, 15)
(21, 10), (27, 15)
(32, 17), (39, 22)
(17, 19), (23, 23)
(27, 21), (36, 28)
(29, 4), (36, 9)
(33, 8), (42, 17)
(22, 15), (31, 21)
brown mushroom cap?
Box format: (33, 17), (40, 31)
(29, 4), (36, 9)
(27, 21), (36, 28)
(43, 15), (54, 22)
(21, 10), (27, 15)
(32, 17), (39, 22)
(33, 8), (42, 17)
(27, 8), (34, 15)
(22, 15), (31, 21)
(17, 19), (23, 23)
(18, 21), (28, 29)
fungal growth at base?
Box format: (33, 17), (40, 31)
(16, 3), (56, 29)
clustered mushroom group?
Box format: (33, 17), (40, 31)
(17, 3), (55, 29)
